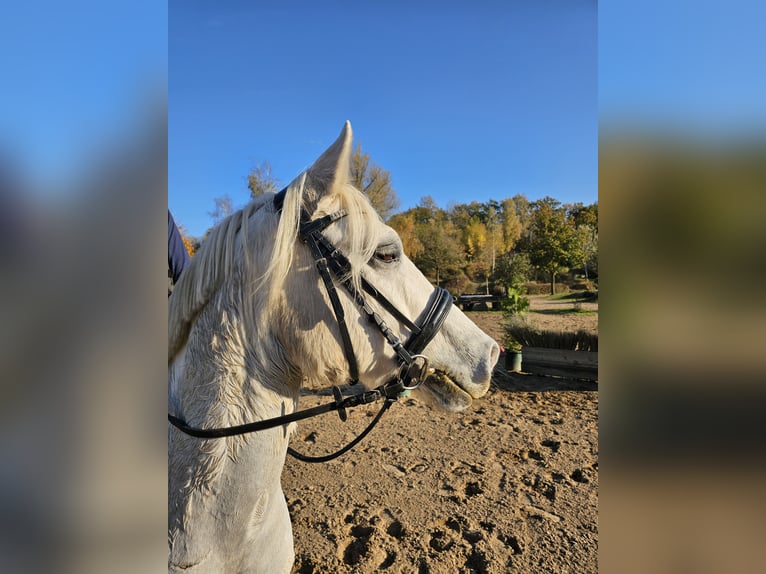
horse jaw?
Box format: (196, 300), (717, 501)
(416, 370), (474, 412)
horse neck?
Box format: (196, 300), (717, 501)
(168, 328), (300, 530)
(169, 343), (300, 448)
(169, 285), (304, 470)
(169, 338), (298, 573)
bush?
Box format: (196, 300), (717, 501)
(501, 287), (530, 316)
(504, 320), (598, 351)
(571, 279), (597, 291)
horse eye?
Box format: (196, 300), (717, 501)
(373, 246), (400, 265)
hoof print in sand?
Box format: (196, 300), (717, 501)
(340, 524), (375, 566)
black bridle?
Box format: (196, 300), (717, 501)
(168, 187), (453, 462)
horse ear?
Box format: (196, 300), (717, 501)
(307, 120), (353, 202)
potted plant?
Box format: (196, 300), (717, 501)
(504, 339), (523, 372)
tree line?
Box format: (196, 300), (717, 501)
(185, 142), (598, 297)
(388, 194), (597, 298)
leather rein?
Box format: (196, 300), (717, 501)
(168, 188), (453, 462)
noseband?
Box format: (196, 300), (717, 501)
(168, 187), (453, 462)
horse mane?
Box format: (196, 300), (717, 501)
(167, 180), (294, 362)
(168, 171), (383, 363)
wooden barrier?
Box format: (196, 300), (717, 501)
(520, 346), (598, 381)
(456, 294), (504, 310)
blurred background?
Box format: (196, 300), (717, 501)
(1, 1), (167, 572)
(600, 0), (766, 572)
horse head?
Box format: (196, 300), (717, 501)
(272, 121), (499, 410)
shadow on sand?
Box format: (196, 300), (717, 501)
(491, 362), (597, 393)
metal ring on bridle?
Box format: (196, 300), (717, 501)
(399, 355), (430, 390)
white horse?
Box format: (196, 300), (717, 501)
(168, 122), (499, 573)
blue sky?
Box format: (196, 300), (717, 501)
(1, 1), (166, 189)
(3, 2), (763, 239)
(169, 0), (597, 237)
(600, 0), (766, 135)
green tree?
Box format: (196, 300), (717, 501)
(247, 160), (280, 198)
(524, 197), (581, 295)
(410, 196), (440, 225)
(495, 251), (533, 315)
(496, 251), (533, 293)
(350, 143), (399, 220)
(569, 203), (598, 279)
(409, 197), (463, 286)
(415, 219), (463, 286)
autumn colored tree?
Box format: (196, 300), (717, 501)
(349, 143), (399, 220)
(385, 193), (596, 295)
(177, 225), (200, 257)
(508, 194), (532, 244)
(500, 197), (523, 252)
(450, 200), (510, 292)
(463, 217), (487, 261)
(388, 212), (424, 259)
(485, 204), (503, 276)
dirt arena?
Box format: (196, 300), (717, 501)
(285, 296), (598, 573)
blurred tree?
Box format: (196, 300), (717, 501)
(350, 143), (399, 220)
(248, 160), (280, 198)
(510, 194), (532, 237)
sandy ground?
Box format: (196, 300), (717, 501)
(284, 296), (598, 573)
